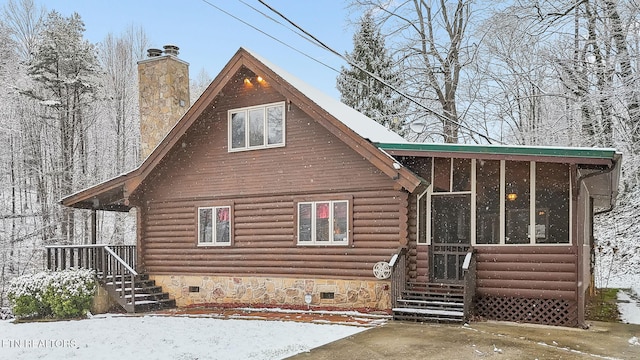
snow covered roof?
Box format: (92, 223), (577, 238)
(244, 48), (407, 144)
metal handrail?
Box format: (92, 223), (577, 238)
(390, 247), (408, 309)
(462, 248), (477, 323)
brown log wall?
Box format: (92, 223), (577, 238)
(132, 66), (409, 279)
(140, 66), (395, 201)
(475, 246), (578, 300)
(142, 190), (406, 278)
(406, 192), (429, 282)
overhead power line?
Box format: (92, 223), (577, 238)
(198, 0), (339, 73)
(255, 0), (499, 144)
(202, 0), (499, 144)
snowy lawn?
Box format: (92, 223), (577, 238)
(0, 314), (368, 359)
(610, 274), (640, 325)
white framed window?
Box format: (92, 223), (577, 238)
(198, 206), (231, 246)
(229, 102), (285, 151)
(297, 200), (349, 245)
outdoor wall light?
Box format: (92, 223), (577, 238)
(244, 76), (266, 87)
(506, 193), (518, 201)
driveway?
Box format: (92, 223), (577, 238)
(288, 320), (640, 359)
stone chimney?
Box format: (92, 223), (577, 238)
(138, 44), (190, 160)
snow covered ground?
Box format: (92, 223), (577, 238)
(608, 274), (640, 325)
(1, 295), (639, 360)
(0, 314), (368, 360)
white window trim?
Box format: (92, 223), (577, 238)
(197, 206), (232, 247)
(228, 101), (286, 152)
(297, 200), (349, 246)
(416, 187), (430, 245)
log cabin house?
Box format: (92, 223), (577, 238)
(51, 46), (621, 327)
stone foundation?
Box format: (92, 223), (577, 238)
(150, 275), (391, 311)
(91, 282), (115, 314)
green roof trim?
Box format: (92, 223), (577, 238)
(375, 142), (618, 160)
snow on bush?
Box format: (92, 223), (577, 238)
(7, 268), (96, 319)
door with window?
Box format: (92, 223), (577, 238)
(429, 157), (471, 283)
(431, 194), (471, 282)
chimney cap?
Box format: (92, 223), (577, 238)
(163, 44), (179, 56)
(147, 48), (163, 57)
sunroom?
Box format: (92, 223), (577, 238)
(379, 142), (621, 326)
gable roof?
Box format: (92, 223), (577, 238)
(245, 49), (407, 144)
(61, 48), (421, 211)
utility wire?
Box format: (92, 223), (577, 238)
(198, 0), (340, 73)
(256, 0), (499, 144)
(236, 0), (325, 51)
(202, 0), (498, 144)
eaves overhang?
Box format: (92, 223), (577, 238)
(376, 142), (619, 165)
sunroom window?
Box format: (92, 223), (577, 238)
(423, 158), (572, 246)
(505, 161), (531, 244)
(229, 102), (285, 151)
(476, 160), (500, 244)
(198, 206), (231, 246)
(535, 163), (570, 244)
(298, 201), (349, 245)
(474, 160), (571, 245)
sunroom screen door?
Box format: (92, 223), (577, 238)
(431, 194), (471, 283)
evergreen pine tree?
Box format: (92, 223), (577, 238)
(22, 11), (98, 243)
(337, 12), (406, 135)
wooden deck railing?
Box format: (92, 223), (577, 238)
(45, 244), (136, 271)
(45, 244), (138, 312)
(462, 248), (477, 322)
(390, 247), (408, 308)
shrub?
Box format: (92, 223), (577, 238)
(8, 268), (96, 319)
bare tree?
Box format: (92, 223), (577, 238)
(351, 0), (474, 143)
(519, 0), (640, 150)
(190, 68), (212, 104)
(2, 0), (44, 63)
(98, 26), (149, 174)
(468, 6), (574, 146)
(95, 26), (149, 245)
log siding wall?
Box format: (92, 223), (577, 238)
(134, 66), (407, 281)
(142, 190), (406, 278)
(141, 67), (396, 200)
(475, 246), (577, 300)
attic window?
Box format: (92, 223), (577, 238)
(229, 102), (285, 151)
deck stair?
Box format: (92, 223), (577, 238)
(101, 273), (176, 313)
(393, 282), (465, 323)
(45, 244), (175, 314)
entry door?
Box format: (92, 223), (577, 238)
(430, 194), (471, 283)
